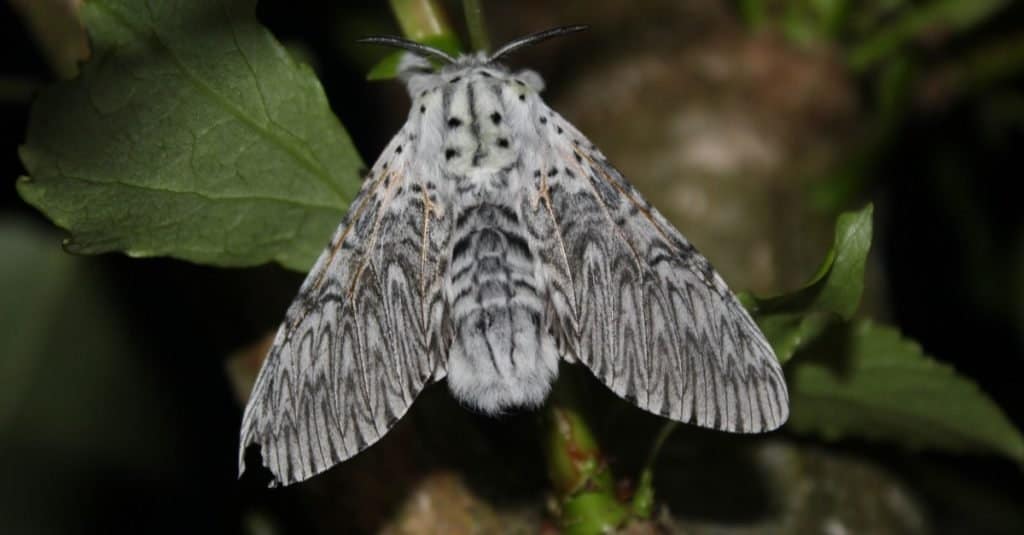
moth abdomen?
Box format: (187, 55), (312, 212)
(445, 201), (558, 414)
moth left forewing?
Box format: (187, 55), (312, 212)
(523, 105), (788, 433)
(239, 131), (451, 486)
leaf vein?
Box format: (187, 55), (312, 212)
(91, 1), (347, 203)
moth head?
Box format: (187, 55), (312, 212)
(358, 25), (586, 96)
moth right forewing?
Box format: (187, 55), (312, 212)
(525, 107), (788, 434)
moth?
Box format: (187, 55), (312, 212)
(239, 26), (788, 487)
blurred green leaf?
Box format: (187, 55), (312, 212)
(809, 0), (850, 36)
(923, 31), (1024, 105)
(0, 218), (176, 468)
(850, 0), (1012, 71)
(745, 204), (873, 363)
(0, 218), (180, 532)
(811, 56), (913, 212)
(788, 320), (1024, 463)
(747, 0), (849, 43)
(18, 0), (363, 271)
(390, 0), (456, 42)
(782, 5), (822, 45)
(738, 0), (766, 29)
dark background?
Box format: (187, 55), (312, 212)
(2, 1), (1023, 533)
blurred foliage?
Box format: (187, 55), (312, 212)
(738, 0), (1014, 70)
(0, 219), (173, 458)
(739, 0), (1024, 211)
(0, 219), (179, 533)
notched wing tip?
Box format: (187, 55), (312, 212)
(239, 441), (283, 488)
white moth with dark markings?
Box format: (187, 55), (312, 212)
(239, 27), (789, 487)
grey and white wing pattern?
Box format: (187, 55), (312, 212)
(239, 134), (451, 486)
(520, 110), (788, 433)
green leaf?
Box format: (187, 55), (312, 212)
(17, 0), (363, 271)
(788, 320), (1024, 463)
(745, 203), (874, 363)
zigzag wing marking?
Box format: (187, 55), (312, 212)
(238, 154), (450, 486)
(524, 110), (789, 433)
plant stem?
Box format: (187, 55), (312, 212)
(388, 0), (455, 42)
(462, 0), (491, 53)
(631, 421), (678, 518)
(543, 375), (630, 534)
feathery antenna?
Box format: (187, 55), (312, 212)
(358, 25), (587, 65)
(356, 36), (457, 64)
(489, 25), (588, 62)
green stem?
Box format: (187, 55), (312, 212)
(462, 0), (491, 52)
(370, 0), (461, 80)
(643, 421), (679, 473)
(631, 421), (678, 518)
(543, 376), (630, 534)
(388, 0), (456, 42)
